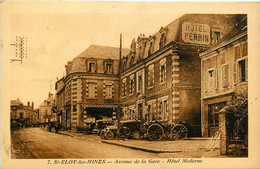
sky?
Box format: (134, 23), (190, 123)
(1, 1), (185, 108)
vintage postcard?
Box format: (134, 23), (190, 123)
(1, 1), (260, 169)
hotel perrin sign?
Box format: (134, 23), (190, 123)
(182, 22), (210, 45)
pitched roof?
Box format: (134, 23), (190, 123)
(76, 44), (130, 60)
(11, 99), (23, 106)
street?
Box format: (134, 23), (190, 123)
(11, 128), (162, 158)
(11, 128), (221, 159)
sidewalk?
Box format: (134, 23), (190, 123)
(102, 138), (222, 158)
(45, 128), (223, 158)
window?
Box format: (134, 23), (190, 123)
(158, 99), (168, 120)
(208, 102), (227, 128)
(105, 84), (113, 99)
(148, 64), (154, 88)
(147, 105), (151, 121)
(222, 64), (229, 88)
(138, 75), (142, 91)
(130, 78), (134, 95)
(138, 103), (143, 120)
(20, 112), (24, 118)
(123, 59), (127, 70)
(148, 41), (154, 55)
(88, 62), (96, 73)
(160, 65), (166, 83)
(88, 82), (96, 98)
(213, 32), (221, 43)
(159, 33), (166, 49)
(106, 63), (112, 73)
(130, 109), (135, 120)
(139, 46), (143, 59)
(238, 59), (246, 82)
(205, 68), (217, 91)
(130, 55), (135, 66)
(147, 101), (155, 121)
(212, 29), (222, 44)
(122, 78), (126, 97)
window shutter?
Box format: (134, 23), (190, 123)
(245, 58), (248, 81)
(222, 65), (229, 87)
(204, 72), (207, 92)
(234, 62), (237, 84)
(226, 65), (229, 87)
(214, 69), (218, 90)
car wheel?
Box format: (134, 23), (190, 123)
(105, 131), (114, 140)
(133, 131), (141, 139)
(100, 131), (106, 139)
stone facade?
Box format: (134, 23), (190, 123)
(10, 99), (37, 128)
(39, 93), (56, 125)
(120, 14), (242, 136)
(56, 45), (129, 130)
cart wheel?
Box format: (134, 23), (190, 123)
(123, 127), (131, 136)
(105, 131), (114, 140)
(133, 131), (141, 139)
(171, 124), (188, 140)
(100, 131), (106, 139)
(147, 124), (164, 141)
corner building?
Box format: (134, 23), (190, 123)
(120, 14), (242, 136)
(59, 45), (129, 130)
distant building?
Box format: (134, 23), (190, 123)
(10, 99), (37, 128)
(119, 14), (243, 136)
(56, 77), (66, 129)
(39, 93), (56, 125)
(56, 45), (129, 130)
(200, 15), (247, 137)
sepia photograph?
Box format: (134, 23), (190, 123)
(1, 1), (260, 169)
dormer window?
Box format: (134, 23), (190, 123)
(148, 41), (154, 56)
(139, 45), (142, 59)
(130, 55), (135, 66)
(159, 27), (168, 49)
(103, 60), (114, 74)
(211, 28), (222, 44)
(159, 33), (166, 49)
(106, 63), (112, 73)
(87, 59), (97, 73)
(123, 58), (127, 70)
(89, 62), (96, 73)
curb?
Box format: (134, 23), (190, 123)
(101, 140), (182, 153)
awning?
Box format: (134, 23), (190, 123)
(82, 104), (118, 109)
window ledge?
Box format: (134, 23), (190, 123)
(87, 98), (98, 100)
(148, 86), (154, 89)
(159, 82), (166, 86)
(235, 81), (248, 86)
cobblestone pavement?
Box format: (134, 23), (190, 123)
(11, 127), (223, 159)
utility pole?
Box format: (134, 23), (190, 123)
(117, 34), (122, 141)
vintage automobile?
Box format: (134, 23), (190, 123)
(100, 120), (143, 140)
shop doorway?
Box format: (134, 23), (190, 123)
(208, 102), (227, 136)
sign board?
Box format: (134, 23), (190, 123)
(182, 22), (211, 45)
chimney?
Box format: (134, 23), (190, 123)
(27, 101), (30, 107)
(32, 102), (34, 109)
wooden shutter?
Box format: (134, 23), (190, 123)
(234, 62), (237, 84)
(222, 65), (229, 88)
(245, 58), (248, 81)
(214, 69), (218, 90)
(204, 72), (207, 92)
